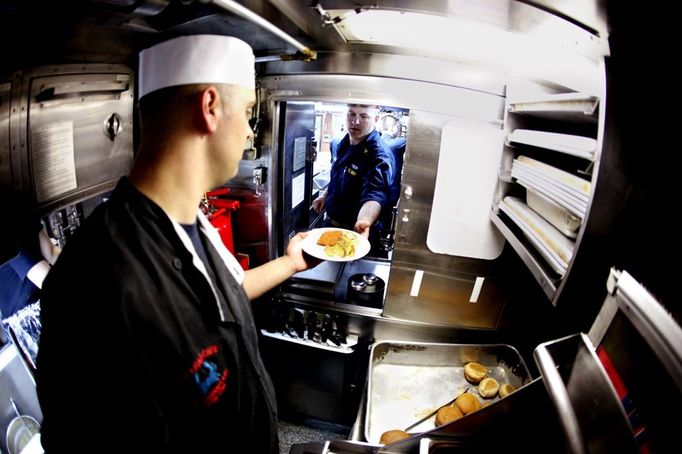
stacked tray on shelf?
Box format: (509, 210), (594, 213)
(508, 92), (599, 122)
(525, 189), (581, 239)
(507, 129), (597, 161)
(511, 156), (590, 219)
(499, 196), (575, 276)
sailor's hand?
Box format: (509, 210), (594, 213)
(311, 195), (325, 214)
(354, 220), (371, 239)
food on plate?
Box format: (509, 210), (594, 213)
(379, 429), (411, 445)
(317, 230), (343, 246)
(435, 404), (463, 426)
(463, 361), (488, 384)
(454, 392), (481, 415)
(478, 377), (500, 398)
(317, 230), (357, 258)
(498, 383), (516, 398)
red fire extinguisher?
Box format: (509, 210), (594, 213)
(202, 188), (249, 270)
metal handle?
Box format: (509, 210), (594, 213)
(609, 269), (682, 393)
(403, 185), (413, 200)
(534, 338), (587, 454)
(37, 80), (129, 101)
(103, 113), (122, 141)
(10, 398), (20, 418)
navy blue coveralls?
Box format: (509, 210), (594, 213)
(380, 135), (407, 208)
(325, 129), (395, 244)
(36, 178), (278, 453)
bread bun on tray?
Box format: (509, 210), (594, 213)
(478, 377), (500, 398)
(463, 362), (488, 384)
(499, 383), (516, 398)
(379, 430), (410, 445)
(454, 392), (481, 415)
(435, 405), (463, 426)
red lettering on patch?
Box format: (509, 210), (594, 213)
(188, 344), (220, 374)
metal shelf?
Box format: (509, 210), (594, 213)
(490, 212), (558, 300)
(496, 85), (605, 306)
(506, 129), (596, 161)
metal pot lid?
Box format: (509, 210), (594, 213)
(349, 273), (385, 294)
(362, 273), (379, 285)
(6, 415), (40, 454)
(350, 279), (367, 291)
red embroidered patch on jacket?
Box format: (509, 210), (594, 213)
(188, 344), (229, 406)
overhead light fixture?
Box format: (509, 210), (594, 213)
(330, 9), (603, 93)
(333, 9), (509, 55)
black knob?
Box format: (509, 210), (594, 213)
(306, 311), (317, 341)
(264, 309), (280, 333)
(321, 315), (333, 343)
(329, 333), (342, 347)
(293, 310), (305, 338)
(334, 316), (348, 344)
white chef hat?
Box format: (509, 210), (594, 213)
(138, 34), (255, 98)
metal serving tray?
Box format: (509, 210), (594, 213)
(364, 341), (531, 445)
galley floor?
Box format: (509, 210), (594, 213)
(278, 418), (350, 454)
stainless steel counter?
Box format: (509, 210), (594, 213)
(284, 257), (391, 313)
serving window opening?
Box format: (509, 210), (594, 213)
(278, 100), (409, 261)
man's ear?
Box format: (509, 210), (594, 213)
(199, 86), (221, 133)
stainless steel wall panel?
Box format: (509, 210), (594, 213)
(260, 74), (505, 120)
(260, 73), (508, 328)
(382, 265), (507, 329)
(13, 64), (134, 212)
(264, 52), (507, 97)
(383, 110), (507, 328)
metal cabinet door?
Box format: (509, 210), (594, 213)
(18, 65), (134, 209)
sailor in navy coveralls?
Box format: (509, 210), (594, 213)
(312, 105), (395, 251)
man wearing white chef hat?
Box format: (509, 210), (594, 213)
(37, 35), (312, 453)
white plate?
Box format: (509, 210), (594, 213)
(301, 227), (370, 262)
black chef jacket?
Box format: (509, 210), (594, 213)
(36, 177), (278, 453)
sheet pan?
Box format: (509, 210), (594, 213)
(364, 341), (531, 444)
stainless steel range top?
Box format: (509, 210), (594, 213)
(283, 257), (391, 312)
